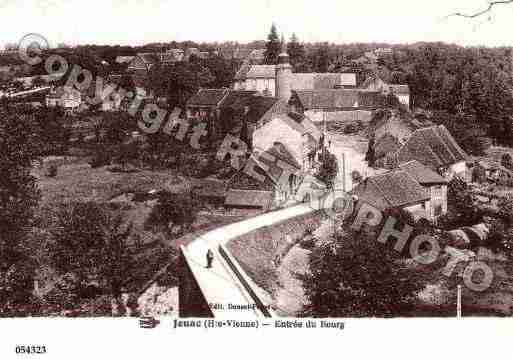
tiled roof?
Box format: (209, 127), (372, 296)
(292, 89), (384, 110)
(289, 73), (356, 90)
(227, 160), (276, 191)
(353, 169), (430, 211)
(243, 96), (288, 125)
(219, 90), (258, 109)
(397, 125), (469, 170)
(187, 88), (228, 106)
(225, 189), (273, 208)
(399, 160), (447, 185)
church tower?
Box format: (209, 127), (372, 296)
(275, 43), (293, 101)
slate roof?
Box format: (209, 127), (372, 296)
(292, 89), (384, 110)
(397, 125), (469, 170)
(225, 189), (273, 209)
(352, 169), (430, 211)
(187, 88), (229, 106)
(399, 160), (447, 185)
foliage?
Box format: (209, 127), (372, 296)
(0, 105), (41, 313)
(264, 23), (281, 65)
(148, 61), (214, 110)
(49, 202), (136, 304)
(432, 111), (490, 156)
(315, 150), (338, 188)
(438, 177), (483, 229)
(287, 33), (307, 71)
(145, 190), (199, 238)
(301, 227), (425, 317)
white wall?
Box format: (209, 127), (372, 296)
(243, 78), (275, 96)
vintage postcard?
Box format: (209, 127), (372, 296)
(1, 0), (513, 357)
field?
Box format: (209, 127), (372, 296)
(32, 156), (248, 315)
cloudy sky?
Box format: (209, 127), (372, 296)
(1, 0), (513, 48)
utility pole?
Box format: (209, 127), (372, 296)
(342, 152), (346, 193)
(457, 285), (462, 318)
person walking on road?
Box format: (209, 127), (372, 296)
(206, 249), (214, 269)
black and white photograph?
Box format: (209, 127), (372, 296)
(1, 0), (513, 357)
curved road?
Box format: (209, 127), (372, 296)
(182, 203), (317, 318)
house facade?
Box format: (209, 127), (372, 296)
(288, 89), (384, 124)
(252, 113), (320, 172)
(46, 86), (81, 112)
(352, 161), (448, 222)
(233, 52), (358, 99)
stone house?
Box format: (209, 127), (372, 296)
(352, 160), (448, 222)
(395, 125), (470, 182)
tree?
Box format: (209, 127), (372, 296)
(148, 61), (214, 110)
(145, 190), (199, 238)
(301, 227), (425, 317)
(49, 202), (136, 315)
(315, 150), (338, 189)
(287, 33), (306, 70)
(439, 177), (483, 229)
(264, 23), (281, 65)
(0, 105), (41, 315)
(310, 43), (331, 73)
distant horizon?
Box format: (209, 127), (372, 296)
(2, 0), (513, 49)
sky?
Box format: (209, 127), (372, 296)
(1, 0), (513, 49)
